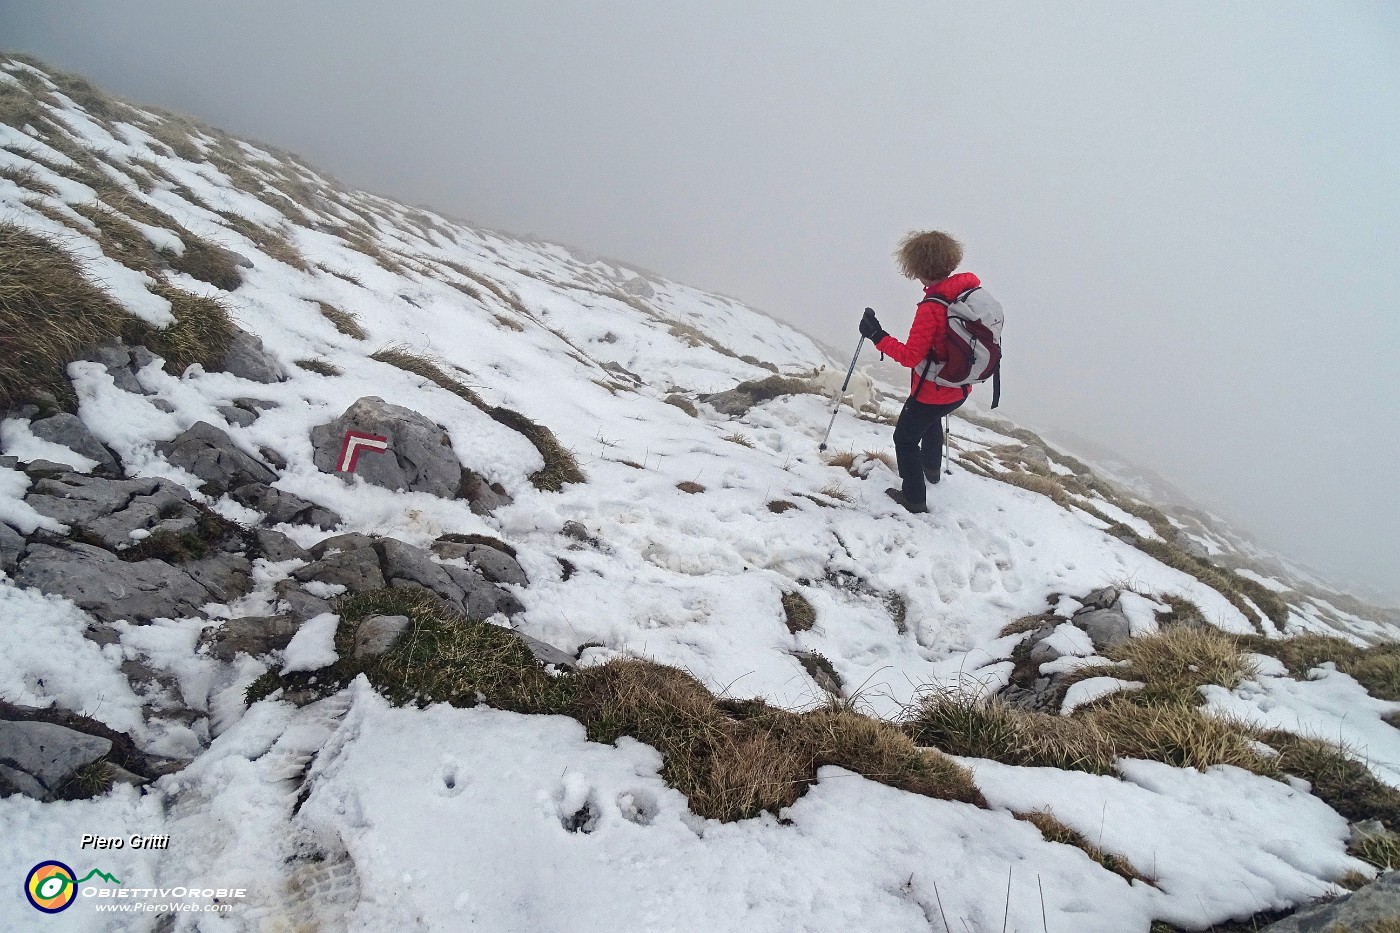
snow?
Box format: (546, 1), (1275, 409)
(1203, 662), (1400, 788)
(282, 613), (340, 672)
(1237, 568), (1292, 593)
(968, 757), (1367, 929)
(1061, 676), (1143, 714)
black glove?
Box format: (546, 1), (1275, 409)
(859, 308), (888, 343)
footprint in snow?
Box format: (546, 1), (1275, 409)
(437, 758), (466, 797)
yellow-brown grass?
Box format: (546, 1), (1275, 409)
(316, 301), (367, 340)
(1015, 809), (1150, 884)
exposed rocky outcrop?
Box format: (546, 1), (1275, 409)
(155, 421), (277, 495)
(231, 482), (343, 530)
(28, 412), (121, 474)
(701, 374), (816, 416)
(1261, 870), (1400, 932)
(0, 719), (111, 800)
(219, 326), (286, 383)
(78, 343), (159, 395)
(24, 472), (201, 549)
(310, 396), (463, 498)
(16, 541), (215, 623)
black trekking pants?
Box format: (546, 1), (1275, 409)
(893, 397), (965, 504)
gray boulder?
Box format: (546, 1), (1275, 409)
(1079, 587), (1120, 612)
(252, 528), (311, 563)
(514, 632), (575, 669)
(218, 405), (258, 428)
(379, 538), (463, 606)
(291, 541), (385, 594)
(663, 394), (698, 417)
(310, 397), (463, 499)
(16, 542), (213, 624)
(431, 538), (528, 587)
(155, 421), (277, 494)
(231, 482), (342, 530)
(0, 720), (112, 800)
(274, 581), (335, 621)
(201, 615), (301, 662)
(353, 614), (410, 659)
(183, 552), (253, 603)
(0, 522), (23, 576)
(457, 470), (514, 515)
(1073, 608), (1132, 652)
(78, 344), (156, 395)
(1260, 870), (1400, 932)
(620, 276), (654, 299)
(442, 563), (524, 618)
(24, 473), (200, 550)
(1020, 445), (1050, 467)
(220, 327), (285, 383)
(28, 413), (120, 474)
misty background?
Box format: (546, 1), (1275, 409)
(2, 1), (1397, 602)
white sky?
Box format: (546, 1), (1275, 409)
(2, 1), (1397, 602)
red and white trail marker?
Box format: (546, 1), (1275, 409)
(337, 430), (390, 473)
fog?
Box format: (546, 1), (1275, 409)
(3, 1), (1397, 602)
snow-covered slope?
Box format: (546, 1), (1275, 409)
(3, 56), (1399, 931)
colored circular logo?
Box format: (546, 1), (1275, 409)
(25, 861), (77, 913)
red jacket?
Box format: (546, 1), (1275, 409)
(876, 272), (982, 404)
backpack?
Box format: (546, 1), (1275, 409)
(914, 286), (1004, 408)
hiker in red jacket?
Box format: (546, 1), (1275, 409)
(859, 231), (978, 514)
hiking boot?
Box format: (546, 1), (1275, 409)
(884, 487), (929, 514)
(923, 465), (942, 485)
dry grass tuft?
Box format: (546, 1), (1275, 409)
(767, 500), (798, 514)
(1238, 634), (1400, 702)
(316, 301), (367, 340)
(0, 163), (59, 197)
(675, 481), (705, 494)
(1000, 613), (1058, 638)
(294, 358), (341, 376)
(371, 344), (485, 407)
(824, 451), (857, 470)
(781, 591), (816, 633)
(1015, 809), (1150, 884)
(817, 482), (852, 503)
(138, 283), (235, 375)
(1105, 626), (1255, 708)
(0, 223), (132, 408)
(723, 432), (754, 448)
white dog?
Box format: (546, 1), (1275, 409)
(810, 364), (878, 414)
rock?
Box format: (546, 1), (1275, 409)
(25, 473), (201, 550)
(155, 421), (277, 494)
(274, 582), (335, 621)
(378, 538), (465, 608)
(150, 399), (176, 413)
(561, 520), (592, 542)
(291, 542), (385, 594)
(219, 326), (285, 383)
(182, 552), (253, 603)
(309, 532), (375, 558)
(78, 344), (149, 394)
(620, 275), (654, 299)
(1175, 530), (1209, 558)
(0, 522), (23, 575)
(258, 446), (288, 471)
(663, 394), (698, 417)
(310, 397), (465, 499)
(251, 528), (310, 563)
(201, 615), (301, 662)
(28, 413), (120, 474)
(431, 539), (528, 587)
(218, 405), (258, 428)
(1072, 608), (1132, 652)
(0, 720), (112, 800)
(16, 541), (214, 624)
(1078, 587), (1120, 612)
(231, 482), (342, 530)
(353, 614), (410, 658)
(1020, 445), (1050, 467)
(1260, 870), (1400, 932)
(457, 470), (513, 515)
(513, 631), (576, 669)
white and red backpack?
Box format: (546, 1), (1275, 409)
(916, 286), (1004, 408)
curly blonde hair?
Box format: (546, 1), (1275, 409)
(895, 230), (963, 282)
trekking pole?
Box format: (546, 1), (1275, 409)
(817, 327), (867, 452)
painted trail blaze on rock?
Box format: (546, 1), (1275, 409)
(337, 431), (389, 473)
